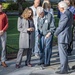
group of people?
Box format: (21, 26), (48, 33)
(16, 0), (55, 68)
(0, 0), (75, 74)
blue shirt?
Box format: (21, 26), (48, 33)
(69, 6), (75, 15)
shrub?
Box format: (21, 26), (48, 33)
(2, 2), (32, 11)
(22, 2), (32, 10)
(2, 3), (10, 9)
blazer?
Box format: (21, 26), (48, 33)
(37, 12), (55, 36)
(54, 9), (73, 44)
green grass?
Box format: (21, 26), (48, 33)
(7, 16), (18, 34)
(6, 16), (19, 53)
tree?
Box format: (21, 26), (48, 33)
(17, 0), (25, 15)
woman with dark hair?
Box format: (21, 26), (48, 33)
(16, 8), (35, 68)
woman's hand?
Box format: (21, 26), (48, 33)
(27, 27), (34, 31)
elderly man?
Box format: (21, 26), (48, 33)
(0, 3), (8, 67)
(37, 7), (55, 67)
(54, 1), (73, 74)
(30, 0), (40, 57)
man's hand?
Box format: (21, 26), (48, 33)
(0, 30), (4, 36)
(45, 32), (51, 39)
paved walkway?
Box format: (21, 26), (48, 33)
(0, 42), (75, 75)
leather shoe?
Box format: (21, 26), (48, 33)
(38, 62), (44, 65)
(15, 64), (20, 68)
(72, 65), (75, 70)
(1, 62), (8, 67)
(44, 64), (50, 67)
(25, 63), (32, 67)
(27, 64), (32, 67)
(67, 52), (72, 56)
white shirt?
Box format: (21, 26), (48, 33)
(30, 6), (38, 31)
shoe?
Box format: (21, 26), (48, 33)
(72, 65), (75, 70)
(55, 71), (68, 74)
(1, 62), (8, 67)
(57, 52), (59, 56)
(67, 52), (72, 56)
(38, 62), (44, 65)
(25, 63), (32, 67)
(27, 63), (32, 67)
(15, 64), (20, 68)
(44, 64), (50, 67)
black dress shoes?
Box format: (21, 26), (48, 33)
(25, 63), (32, 67)
(72, 65), (75, 70)
(38, 62), (44, 65)
(44, 64), (50, 67)
(67, 52), (72, 56)
(15, 64), (20, 68)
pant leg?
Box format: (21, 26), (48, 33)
(58, 43), (68, 73)
(74, 26), (75, 40)
(1, 32), (7, 62)
(34, 31), (40, 54)
(16, 48), (24, 65)
(73, 20), (75, 40)
(67, 24), (74, 53)
(39, 36), (44, 63)
(26, 48), (32, 64)
(44, 35), (53, 65)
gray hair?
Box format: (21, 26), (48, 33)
(37, 6), (44, 14)
(58, 1), (68, 10)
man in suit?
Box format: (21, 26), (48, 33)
(0, 3), (8, 67)
(37, 7), (55, 67)
(54, 1), (73, 74)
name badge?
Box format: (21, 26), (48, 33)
(45, 20), (48, 23)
